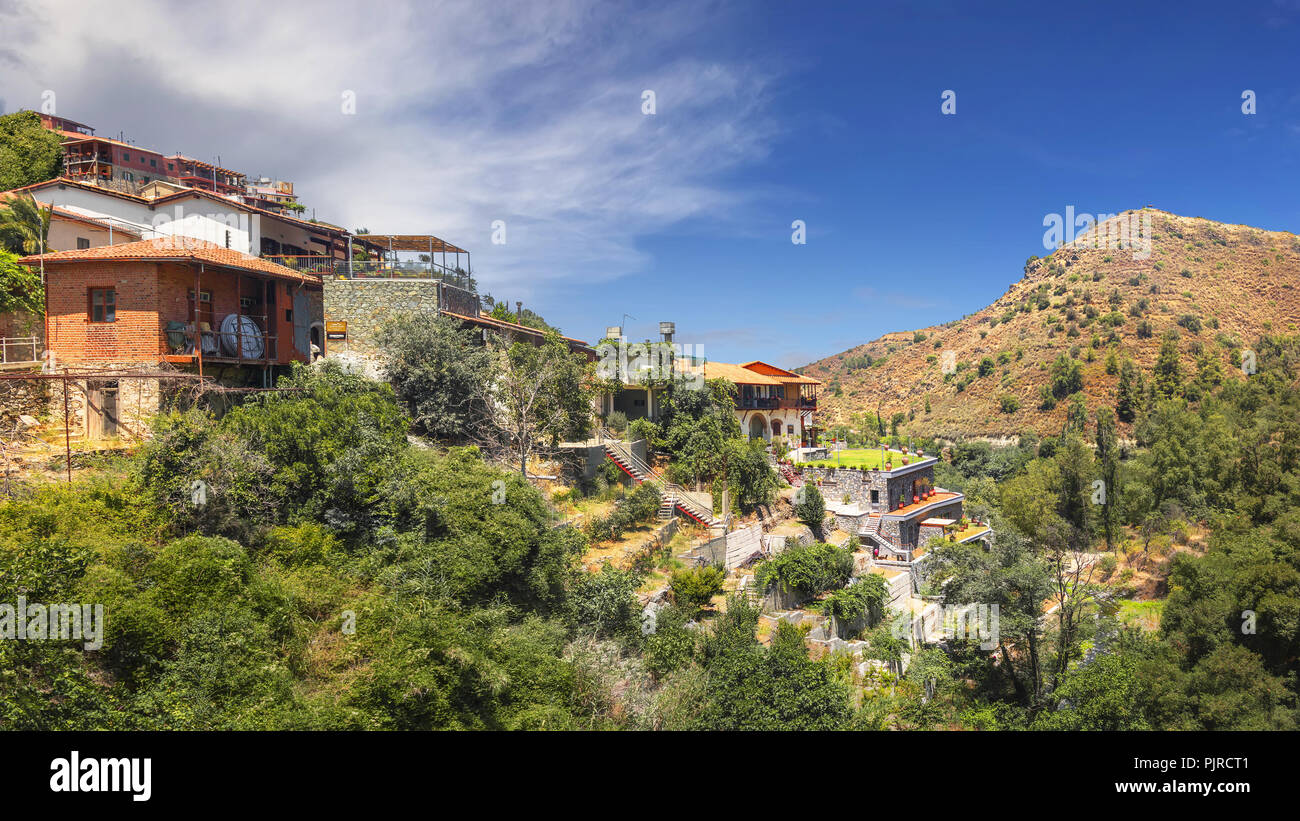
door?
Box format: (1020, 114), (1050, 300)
(87, 380), (119, 439)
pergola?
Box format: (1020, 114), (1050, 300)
(348, 233), (470, 278)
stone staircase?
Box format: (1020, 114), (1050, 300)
(600, 431), (719, 528)
(777, 462), (799, 485)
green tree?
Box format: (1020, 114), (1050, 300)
(487, 332), (594, 475)
(1033, 652), (1151, 730)
(1153, 331), (1183, 399)
(692, 605), (853, 730)
(726, 437), (778, 509)
(0, 111), (64, 190)
(377, 313), (495, 442)
(754, 541), (851, 602)
(658, 378), (741, 486)
(1115, 357), (1141, 423)
(793, 484), (826, 533)
(1049, 354), (1084, 398)
(0, 193), (52, 255)
(1095, 407), (1120, 549)
(818, 574), (889, 637)
(0, 249), (43, 315)
(670, 565), (725, 613)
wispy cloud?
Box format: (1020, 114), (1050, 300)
(0, 0), (784, 299)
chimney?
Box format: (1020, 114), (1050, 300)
(659, 321), (675, 343)
(515, 301), (523, 322)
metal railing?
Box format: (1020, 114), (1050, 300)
(259, 255), (476, 286)
(598, 427), (717, 524)
(261, 255), (338, 275)
(343, 260), (472, 281)
(161, 322), (277, 362)
(0, 337), (39, 365)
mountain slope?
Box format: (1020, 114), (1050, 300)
(802, 209), (1300, 438)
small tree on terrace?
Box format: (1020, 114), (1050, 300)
(377, 313), (495, 442)
(483, 332), (594, 476)
(794, 483), (826, 533)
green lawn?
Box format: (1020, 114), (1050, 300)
(804, 448), (923, 469)
(1117, 598), (1164, 630)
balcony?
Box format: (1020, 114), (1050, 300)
(260, 255), (475, 285)
(738, 397), (779, 410)
(161, 319), (281, 365)
(778, 395), (817, 410)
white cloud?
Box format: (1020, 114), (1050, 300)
(0, 0), (783, 299)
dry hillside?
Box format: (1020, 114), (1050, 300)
(802, 208), (1300, 439)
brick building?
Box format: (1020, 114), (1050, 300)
(18, 237), (323, 439)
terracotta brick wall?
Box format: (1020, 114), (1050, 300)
(45, 261), (163, 364)
(45, 260), (311, 367)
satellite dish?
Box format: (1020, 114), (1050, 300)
(219, 314), (265, 359)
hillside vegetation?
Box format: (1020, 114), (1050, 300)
(803, 209), (1300, 438)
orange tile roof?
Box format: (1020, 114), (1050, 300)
(17, 236), (321, 284)
(738, 360), (823, 385)
(887, 491), (961, 518)
(684, 361), (781, 385)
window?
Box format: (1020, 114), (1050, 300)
(285, 309), (293, 322)
(76, 237), (90, 250)
(150, 158), (157, 167)
(168, 163), (174, 171)
(122, 152), (130, 161)
(871, 489), (879, 504)
(787, 425), (794, 434)
(88, 288), (116, 323)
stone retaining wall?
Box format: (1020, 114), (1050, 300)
(322, 279), (443, 361)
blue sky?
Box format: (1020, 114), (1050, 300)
(3, 0), (1298, 367)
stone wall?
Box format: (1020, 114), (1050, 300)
(0, 310), (41, 339)
(0, 371), (48, 427)
(878, 499), (964, 549)
(322, 279), (442, 361)
(42, 365), (162, 441)
(322, 279), (481, 362)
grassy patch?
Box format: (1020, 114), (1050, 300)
(1117, 598), (1164, 631)
(805, 448), (917, 469)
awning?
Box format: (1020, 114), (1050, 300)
(355, 234), (468, 254)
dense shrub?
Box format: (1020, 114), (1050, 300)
(755, 542), (853, 601)
(670, 565), (725, 611)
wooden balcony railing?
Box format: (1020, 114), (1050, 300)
(161, 320), (278, 363)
